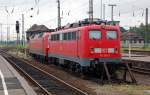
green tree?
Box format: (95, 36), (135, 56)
(129, 23), (150, 43)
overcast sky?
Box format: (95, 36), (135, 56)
(0, 0), (150, 40)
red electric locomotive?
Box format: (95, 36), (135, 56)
(28, 32), (50, 60)
(28, 19), (137, 82)
(48, 19), (121, 68)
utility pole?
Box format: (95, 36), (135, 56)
(0, 24), (2, 47)
(7, 25), (10, 46)
(9, 26), (10, 45)
(6, 14), (8, 46)
(22, 14), (25, 47)
(145, 8), (148, 47)
(57, 0), (61, 28)
(108, 4), (117, 21)
(103, 4), (105, 20)
(89, 0), (93, 23)
(100, 0), (103, 19)
(22, 14), (27, 57)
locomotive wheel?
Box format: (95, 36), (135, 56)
(44, 56), (48, 64)
(93, 64), (103, 77)
(75, 64), (81, 73)
(81, 66), (89, 75)
(67, 63), (75, 72)
(72, 63), (76, 72)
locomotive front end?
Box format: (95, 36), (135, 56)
(82, 25), (121, 66)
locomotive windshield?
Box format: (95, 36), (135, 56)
(106, 31), (117, 40)
(89, 30), (101, 40)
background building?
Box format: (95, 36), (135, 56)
(26, 24), (54, 42)
(121, 32), (144, 48)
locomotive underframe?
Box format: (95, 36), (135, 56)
(30, 53), (137, 83)
(48, 53), (121, 66)
(48, 54), (136, 83)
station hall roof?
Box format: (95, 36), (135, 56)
(26, 24), (53, 33)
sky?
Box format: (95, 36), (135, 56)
(0, 0), (150, 41)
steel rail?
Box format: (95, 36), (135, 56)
(20, 57), (89, 95)
(131, 66), (150, 75)
(3, 54), (51, 95)
(1, 51), (89, 95)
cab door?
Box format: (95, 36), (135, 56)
(83, 29), (103, 58)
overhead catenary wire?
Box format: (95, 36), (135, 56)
(1, 0), (150, 28)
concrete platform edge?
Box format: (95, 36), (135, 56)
(0, 56), (37, 95)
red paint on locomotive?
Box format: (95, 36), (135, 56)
(28, 32), (50, 57)
(48, 24), (121, 66)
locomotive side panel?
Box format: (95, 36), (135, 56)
(29, 32), (50, 56)
(48, 29), (81, 60)
(48, 25), (121, 66)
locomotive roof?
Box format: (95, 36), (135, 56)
(51, 24), (120, 34)
(54, 18), (120, 32)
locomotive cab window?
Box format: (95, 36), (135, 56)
(106, 30), (117, 40)
(38, 33), (44, 38)
(51, 34), (60, 41)
(30, 34), (35, 39)
(48, 35), (51, 41)
(63, 32), (77, 40)
(89, 30), (101, 40)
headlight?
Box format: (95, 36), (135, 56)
(108, 48), (115, 53)
(91, 48), (102, 53)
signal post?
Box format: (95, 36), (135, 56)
(16, 21), (20, 55)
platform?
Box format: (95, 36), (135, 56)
(122, 53), (150, 62)
(0, 55), (37, 95)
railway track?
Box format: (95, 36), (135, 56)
(1, 51), (89, 95)
(123, 50), (150, 56)
(131, 66), (150, 75)
(123, 59), (150, 75)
